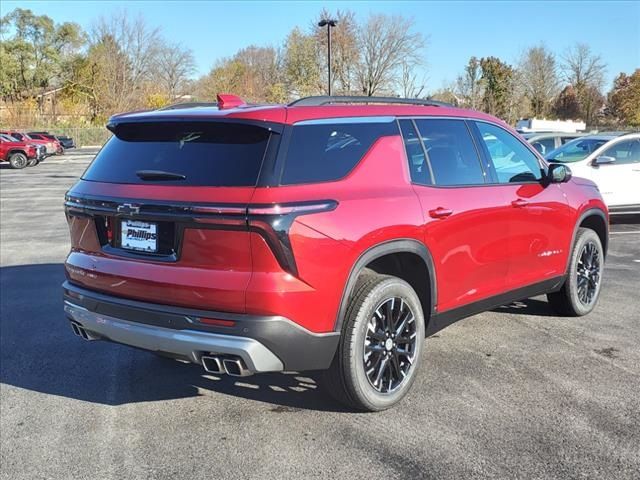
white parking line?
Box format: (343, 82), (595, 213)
(610, 231), (640, 235)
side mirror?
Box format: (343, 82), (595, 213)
(593, 155), (616, 166)
(547, 163), (572, 183)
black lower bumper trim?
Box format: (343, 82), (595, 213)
(62, 281), (340, 372)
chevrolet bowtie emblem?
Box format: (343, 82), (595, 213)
(117, 203), (141, 215)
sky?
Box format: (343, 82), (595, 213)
(3, 0), (639, 92)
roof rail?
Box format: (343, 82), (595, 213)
(288, 95), (453, 108)
(158, 102), (219, 111)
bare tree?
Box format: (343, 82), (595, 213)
(398, 60), (426, 98)
(562, 43), (607, 124)
(455, 57), (483, 109)
(355, 14), (424, 96)
(88, 12), (162, 114)
(156, 42), (196, 99)
(518, 45), (559, 116)
(313, 9), (359, 94)
(562, 43), (606, 90)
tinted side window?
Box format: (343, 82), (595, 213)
(601, 139), (640, 165)
(281, 120), (397, 185)
(476, 122), (543, 183)
(414, 119), (485, 186)
(399, 119), (431, 184)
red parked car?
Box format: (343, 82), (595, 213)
(0, 133), (44, 168)
(63, 94), (608, 411)
(0, 130), (59, 156)
(27, 132), (65, 154)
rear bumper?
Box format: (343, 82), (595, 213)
(62, 281), (340, 372)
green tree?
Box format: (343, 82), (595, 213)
(197, 46), (285, 103)
(553, 85), (581, 120)
(0, 8), (84, 98)
(480, 56), (514, 119)
(607, 69), (640, 127)
(284, 27), (321, 98)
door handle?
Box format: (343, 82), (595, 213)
(511, 198), (529, 208)
(429, 207), (453, 219)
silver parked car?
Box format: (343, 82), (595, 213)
(521, 132), (586, 156)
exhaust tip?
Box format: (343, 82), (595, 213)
(222, 358), (252, 377)
(201, 355), (224, 374)
(70, 322), (82, 337)
(69, 321), (99, 341)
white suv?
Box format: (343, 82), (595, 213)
(545, 133), (640, 214)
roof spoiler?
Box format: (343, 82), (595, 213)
(217, 94), (247, 109)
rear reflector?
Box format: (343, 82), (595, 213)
(198, 317), (236, 327)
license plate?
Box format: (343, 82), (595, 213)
(121, 220), (157, 252)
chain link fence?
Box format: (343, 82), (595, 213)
(32, 126), (111, 147)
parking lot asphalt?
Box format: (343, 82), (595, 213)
(1, 153), (639, 480)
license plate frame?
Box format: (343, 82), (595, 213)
(120, 219), (158, 253)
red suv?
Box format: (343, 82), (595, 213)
(63, 95), (608, 411)
(0, 134), (43, 168)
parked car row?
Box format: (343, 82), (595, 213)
(0, 130), (75, 169)
(521, 131), (640, 214)
(0, 134), (46, 169)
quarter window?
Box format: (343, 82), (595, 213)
(281, 120), (397, 185)
(413, 119), (485, 186)
(476, 122), (543, 183)
(399, 120), (431, 184)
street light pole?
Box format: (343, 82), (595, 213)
(318, 19), (338, 96)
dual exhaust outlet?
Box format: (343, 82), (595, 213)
(69, 321), (98, 341)
(69, 320), (252, 377)
(201, 355), (252, 377)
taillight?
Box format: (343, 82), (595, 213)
(247, 201), (336, 216)
(106, 217), (113, 243)
(247, 200), (338, 276)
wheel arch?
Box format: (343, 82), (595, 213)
(8, 149), (27, 158)
(574, 208), (609, 261)
(334, 239), (436, 332)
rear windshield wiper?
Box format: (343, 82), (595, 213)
(135, 170), (186, 181)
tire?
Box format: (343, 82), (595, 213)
(27, 157), (39, 167)
(324, 274), (425, 411)
(547, 227), (604, 316)
(9, 152), (28, 169)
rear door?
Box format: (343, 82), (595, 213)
(401, 118), (510, 313)
(65, 121), (279, 312)
(472, 121), (572, 288)
(590, 138), (640, 208)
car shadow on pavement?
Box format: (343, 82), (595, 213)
(0, 263), (349, 412)
(491, 298), (560, 317)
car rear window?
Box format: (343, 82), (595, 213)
(82, 122), (272, 186)
(281, 119), (398, 185)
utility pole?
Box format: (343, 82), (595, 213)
(318, 19), (338, 96)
